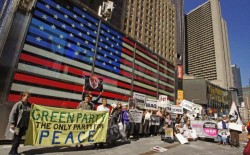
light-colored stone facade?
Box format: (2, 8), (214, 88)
(124, 0), (176, 64)
(186, 0), (233, 89)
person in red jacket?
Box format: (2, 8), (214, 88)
(243, 121), (250, 155)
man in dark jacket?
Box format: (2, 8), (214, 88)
(8, 92), (31, 155)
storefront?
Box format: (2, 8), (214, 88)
(183, 79), (228, 117)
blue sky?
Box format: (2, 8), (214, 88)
(184, 0), (250, 87)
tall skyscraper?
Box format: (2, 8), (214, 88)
(185, 0), (233, 89)
(123, 0), (176, 64)
(232, 64), (243, 98)
(171, 0), (185, 65)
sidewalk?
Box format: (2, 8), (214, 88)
(1, 133), (247, 155)
(0, 136), (178, 155)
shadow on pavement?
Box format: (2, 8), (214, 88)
(21, 141), (131, 154)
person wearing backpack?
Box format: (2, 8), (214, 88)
(7, 92), (31, 155)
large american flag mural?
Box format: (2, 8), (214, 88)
(7, 0), (175, 108)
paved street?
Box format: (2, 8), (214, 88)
(0, 136), (246, 155)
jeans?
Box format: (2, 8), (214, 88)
(9, 128), (26, 154)
(222, 137), (227, 144)
(217, 135), (222, 143)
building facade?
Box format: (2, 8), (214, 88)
(123, 0), (177, 64)
(0, 0), (176, 140)
(78, 0), (127, 31)
(231, 64), (243, 100)
(239, 107), (247, 124)
(185, 0), (233, 89)
(171, 0), (185, 65)
(243, 87), (250, 122)
(183, 78), (228, 116)
(76, 0), (177, 65)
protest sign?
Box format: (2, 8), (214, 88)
(228, 123), (242, 132)
(175, 134), (189, 144)
(25, 104), (109, 146)
(190, 129), (197, 139)
(151, 146), (168, 153)
(165, 128), (173, 138)
(84, 76), (103, 92)
(171, 105), (183, 114)
(159, 95), (168, 102)
(158, 95), (170, 108)
(133, 93), (146, 108)
(191, 120), (218, 138)
(151, 115), (160, 125)
(218, 129), (229, 136)
(129, 109), (143, 123)
(145, 99), (158, 110)
(166, 106), (172, 113)
(229, 101), (243, 125)
(192, 104), (202, 114)
(180, 100), (194, 111)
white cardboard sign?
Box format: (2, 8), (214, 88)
(180, 100), (194, 111)
(133, 92), (146, 108)
(129, 109), (143, 123)
(171, 105), (183, 114)
(175, 133), (189, 144)
(228, 123), (242, 132)
(145, 99), (158, 110)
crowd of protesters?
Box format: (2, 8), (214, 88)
(6, 91), (248, 155)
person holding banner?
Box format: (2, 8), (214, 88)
(97, 98), (110, 112)
(77, 94), (93, 110)
(8, 92), (31, 155)
(76, 94), (93, 148)
(94, 98), (110, 149)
